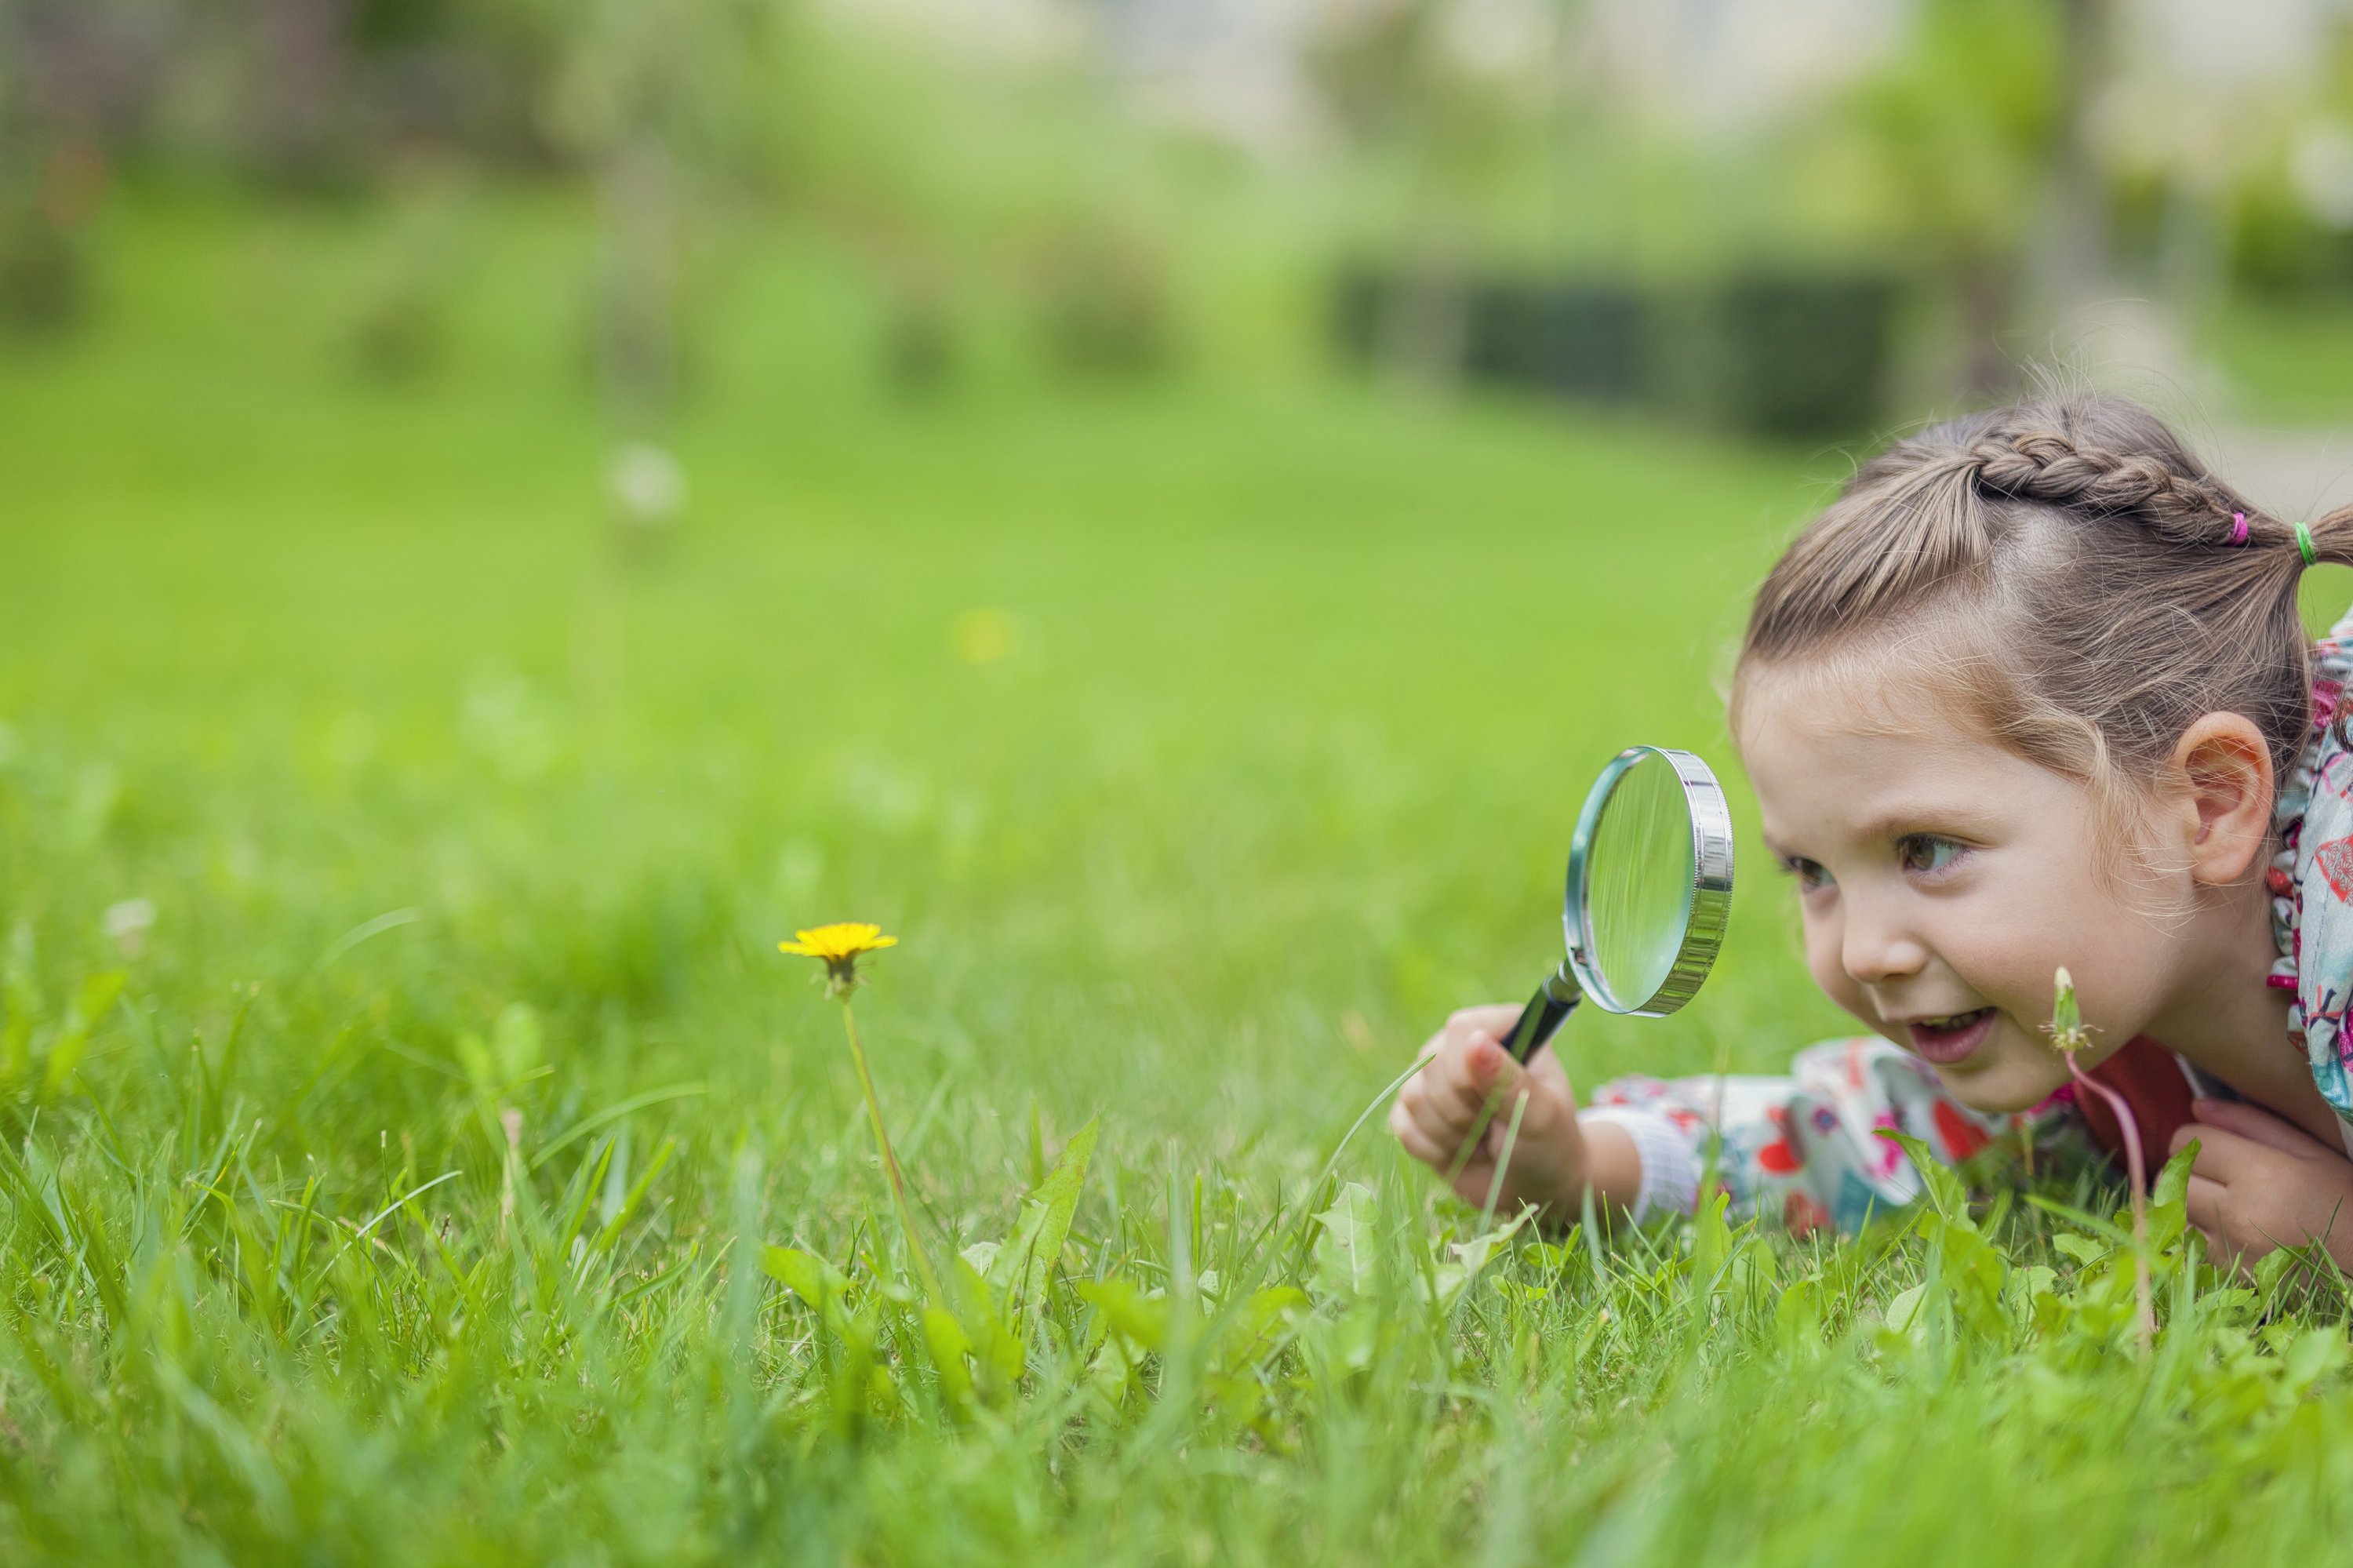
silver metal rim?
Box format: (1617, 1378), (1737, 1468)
(1562, 746), (1735, 1017)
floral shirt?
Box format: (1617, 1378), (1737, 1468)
(1584, 611), (2353, 1228)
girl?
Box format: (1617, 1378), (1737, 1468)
(1391, 395), (2353, 1274)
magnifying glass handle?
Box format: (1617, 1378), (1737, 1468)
(1500, 963), (1583, 1063)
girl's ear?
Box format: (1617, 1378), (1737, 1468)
(2167, 712), (2276, 886)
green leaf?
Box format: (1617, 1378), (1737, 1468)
(1311, 1181), (1380, 1302)
(987, 1116), (1097, 1324)
(762, 1245), (848, 1312)
(1875, 1127), (1966, 1223)
(1220, 1286), (1309, 1366)
(2257, 1242), (2313, 1304)
(1446, 1208), (1531, 1287)
(1077, 1277), (1169, 1352)
(2052, 1233), (2109, 1268)
(2283, 1325), (2348, 1388)
(1931, 1217), (2009, 1337)
(920, 1305), (977, 1417)
(952, 1255), (1024, 1396)
(2148, 1137), (2198, 1252)
(1690, 1188), (1733, 1287)
(1775, 1278), (1821, 1351)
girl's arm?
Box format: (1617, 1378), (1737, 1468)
(1390, 1005), (1646, 1221)
(1395, 1013), (2069, 1234)
(1580, 1037), (2037, 1232)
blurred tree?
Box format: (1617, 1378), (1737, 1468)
(2234, 22), (2353, 297)
(1031, 223), (1169, 377)
(249, 0), (355, 184)
(345, 0), (564, 165)
(1307, 0), (1539, 393)
(532, 0), (789, 428)
(2044, 0), (2114, 309)
(0, 1), (155, 335)
(1828, 0), (2065, 398)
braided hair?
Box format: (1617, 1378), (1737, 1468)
(1737, 395), (2335, 812)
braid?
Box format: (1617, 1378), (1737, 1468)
(1966, 430), (2256, 546)
(1740, 393), (2323, 831)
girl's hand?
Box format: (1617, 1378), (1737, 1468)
(1387, 1004), (1638, 1221)
(2169, 1098), (2353, 1276)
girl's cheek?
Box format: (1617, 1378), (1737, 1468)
(1800, 908), (1875, 1024)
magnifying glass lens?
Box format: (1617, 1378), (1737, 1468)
(1583, 751), (1695, 1012)
(1497, 745), (1732, 1062)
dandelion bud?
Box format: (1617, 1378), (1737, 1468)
(2050, 966), (2086, 1052)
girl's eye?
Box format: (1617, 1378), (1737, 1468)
(1897, 835), (1968, 876)
(1782, 857), (1833, 893)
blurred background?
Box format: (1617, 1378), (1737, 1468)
(15, 0), (2353, 454)
(20, 0), (2353, 1120)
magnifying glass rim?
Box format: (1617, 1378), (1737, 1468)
(1562, 745), (1735, 1017)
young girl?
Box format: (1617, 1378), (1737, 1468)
(1391, 394), (2353, 1274)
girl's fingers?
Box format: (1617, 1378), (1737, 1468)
(1518, 1043), (1577, 1124)
(1448, 1003), (1526, 1040)
(1393, 1104), (1480, 1173)
(1427, 1035), (1522, 1130)
(2183, 1125), (2265, 1185)
(1413, 1005), (1515, 1068)
(1392, 1117), (1462, 1173)
(1397, 1048), (1473, 1133)
(1395, 1058), (1507, 1160)
(2184, 1172), (2228, 1235)
(1387, 1093), (1418, 1143)
(2191, 1097), (2340, 1160)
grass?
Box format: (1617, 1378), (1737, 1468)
(5, 193), (2353, 1564)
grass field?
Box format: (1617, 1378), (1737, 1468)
(7, 197), (2353, 1564)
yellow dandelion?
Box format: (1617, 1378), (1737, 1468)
(776, 919), (943, 1307)
(779, 922), (898, 994)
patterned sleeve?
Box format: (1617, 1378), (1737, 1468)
(1580, 1037), (2068, 1234)
(2278, 613), (2353, 1155)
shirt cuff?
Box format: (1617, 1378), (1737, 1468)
(1579, 1107), (1701, 1223)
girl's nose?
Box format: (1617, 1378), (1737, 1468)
(1841, 905), (1929, 986)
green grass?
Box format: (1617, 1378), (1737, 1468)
(6, 195), (2353, 1564)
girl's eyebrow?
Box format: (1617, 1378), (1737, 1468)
(1847, 802), (1995, 842)
(1762, 804), (1993, 860)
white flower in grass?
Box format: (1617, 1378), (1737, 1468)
(609, 441), (686, 525)
(104, 897), (155, 959)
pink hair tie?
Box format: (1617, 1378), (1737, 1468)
(2231, 511), (2250, 545)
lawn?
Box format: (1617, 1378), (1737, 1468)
(4, 195), (2352, 1565)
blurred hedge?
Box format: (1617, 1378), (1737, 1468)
(1333, 264), (1899, 442)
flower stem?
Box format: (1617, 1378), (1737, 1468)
(2064, 1051), (2154, 1356)
(838, 995), (947, 1309)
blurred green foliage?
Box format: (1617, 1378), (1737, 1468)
(20, 0), (2353, 419)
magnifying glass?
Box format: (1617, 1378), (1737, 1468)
(1499, 746), (1735, 1062)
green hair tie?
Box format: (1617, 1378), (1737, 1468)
(2299, 522), (2319, 567)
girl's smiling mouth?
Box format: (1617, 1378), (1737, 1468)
(1901, 1007), (1997, 1065)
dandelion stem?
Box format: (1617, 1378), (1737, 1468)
(2062, 1051), (2154, 1356)
(838, 995), (946, 1309)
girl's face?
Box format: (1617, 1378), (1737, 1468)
(1737, 661), (2199, 1113)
